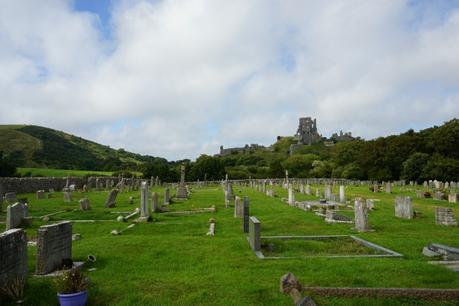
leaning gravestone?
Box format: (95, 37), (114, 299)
(0, 229), (28, 290)
(36, 221), (72, 275)
(79, 198), (90, 211)
(248, 216), (261, 252)
(243, 197), (250, 233)
(105, 189), (119, 208)
(6, 203), (28, 230)
(395, 196), (413, 219)
(435, 207), (457, 226)
(354, 198), (370, 232)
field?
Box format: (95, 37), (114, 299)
(17, 168), (115, 177)
(1, 184), (458, 305)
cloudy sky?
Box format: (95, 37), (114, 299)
(1, 0), (458, 160)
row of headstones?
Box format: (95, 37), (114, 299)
(395, 196), (457, 226)
(0, 221), (73, 291)
(415, 190), (459, 203)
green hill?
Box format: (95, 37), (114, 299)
(0, 125), (152, 171)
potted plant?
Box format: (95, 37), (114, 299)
(55, 269), (89, 306)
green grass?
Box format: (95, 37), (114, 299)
(261, 236), (383, 257)
(0, 185), (458, 305)
(17, 168), (115, 177)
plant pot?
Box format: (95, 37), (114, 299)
(57, 291), (88, 306)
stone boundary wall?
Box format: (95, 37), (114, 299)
(0, 176), (120, 194)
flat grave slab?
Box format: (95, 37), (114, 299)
(252, 235), (402, 259)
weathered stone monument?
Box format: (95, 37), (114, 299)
(164, 188), (170, 205)
(305, 184), (311, 195)
(138, 183), (151, 222)
(0, 229), (28, 291)
(63, 189), (72, 203)
(339, 185), (345, 203)
(243, 196), (250, 233)
(395, 196), (414, 219)
(385, 182), (392, 193)
(288, 185), (295, 206)
(354, 198), (370, 232)
(79, 198), (90, 211)
(234, 196), (243, 218)
(449, 193), (458, 203)
(176, 165), (188, 199)
(151, 192), (160, 213)
(36, 190), (45, 199)
(435, 207), (457, 226)
(36, 221), (72, 275)
(324, 185), (332, 200)
(105, 189), (119, 208)
(6, 203), (29, 230)
(248, 216), (261, 252)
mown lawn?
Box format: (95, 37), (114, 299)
(0, 184), (458, 305)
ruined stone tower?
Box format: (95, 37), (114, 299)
(296, 117), (321, 145)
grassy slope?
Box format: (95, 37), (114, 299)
(0, 185), (458, 305)
(0, 125), (145, 169)
(17, 168), (114, 177)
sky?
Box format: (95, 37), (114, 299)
(1, 0), (459, 160)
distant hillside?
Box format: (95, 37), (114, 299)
(0, 125), (154, 171)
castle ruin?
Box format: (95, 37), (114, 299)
(296, 117), (322, 145)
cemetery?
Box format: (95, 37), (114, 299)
(1, 176), (459, 305)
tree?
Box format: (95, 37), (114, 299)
(0, 151), (17, 177)
(401, 152), (430, 182)
(189, 155), (225, 181)
(281, 154), (318, 177)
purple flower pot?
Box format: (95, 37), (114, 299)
(57, 291), (88, 306)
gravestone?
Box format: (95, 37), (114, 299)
(243, 197), (250, 233)
(36, 221), (72, 275)
(234, 196), (243, 218)
(151, 192), (160, 212)
(105, 189), (119, 208)
(176, 165), (188, 199)
(0, 229), (28, 290)
(288, 186), (295, 206)
(434, 191), (446, 201)
(395, 196), (413, 219)
(435, 207), (457, 226)
(449, 193), (458, 203)
(248, 216), (261, 252)
(354, 198), (370, 232)
(164, 188), (170, 205)
(69, 184), (76, 192)
(79, 198), (90, 211)
(4, 192), (17, 204)
(82, 184), (88, 192)
(415, 190), (424, 198)
(324, 185), (332, 200)
(36, 190), (45, 199)
(385, 182), (392, 193)
(6, 203), (28, 230)
(299, 184), (304, 194)
(305, 184), (311, 195)
(339, 185), (345, 203)
(138, 184), (151, 222)
(63, 189), (72, 203)
(315, 189), (320, 197)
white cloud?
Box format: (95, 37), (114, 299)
(0, 0), (458, 160)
